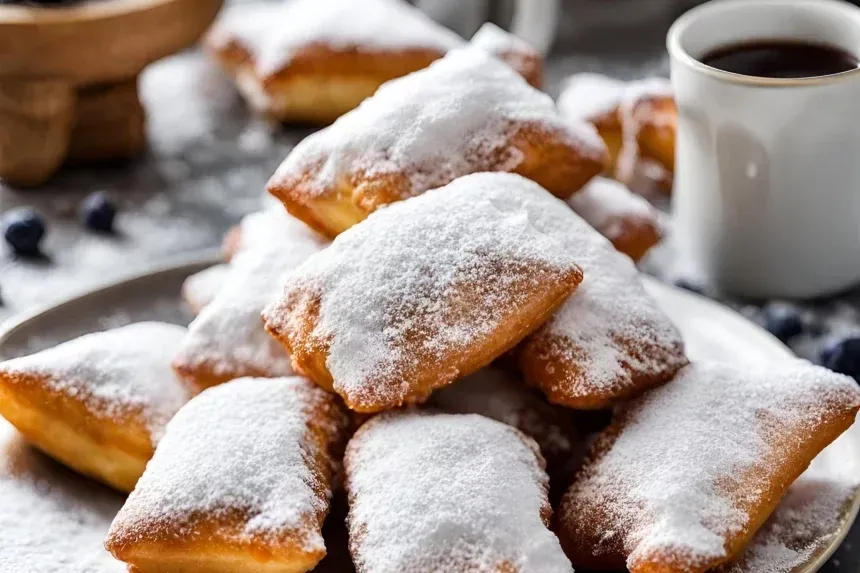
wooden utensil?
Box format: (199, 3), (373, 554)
(0, 0), (223, 187)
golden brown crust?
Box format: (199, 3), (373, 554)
(268, 119), (607, 239)
(0, 371), (152, 492)
(496, 50), (543, 89)
(635, 95), (677, 173)
(606, 214), (663, 262)
(206, 37), (447, 124)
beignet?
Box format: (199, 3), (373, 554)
(557, 73), (673, 184)
(0, 322), (192, 493)
(263, 172), (584, 413)
(344, 411), (574, 572)
(554, 360), (860, 573)
(106, 376), (351, 573)
(566, 176), (663, 261)
(470, 22), (544, 88)
(173, 209), (328, 391)
(0, 419), (125, 572)
(267, 48), (607, 237)
(511, 190), (685, 409)
(204, 0), (463, 123)
(181, 264), (230, 315)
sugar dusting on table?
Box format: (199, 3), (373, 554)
(264, 173), (582, 410)
(0, 322), (191, 444)
(345, 411), (574, 573)
(270, 48), (603, 201)
(0, 420), (125, 572)
(107, 377), (348, 551)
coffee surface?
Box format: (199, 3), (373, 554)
(701, 40), (858, 79)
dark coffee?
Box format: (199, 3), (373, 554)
(701, 40), (858, 79)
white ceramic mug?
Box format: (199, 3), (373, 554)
(668, 0), (860, 298)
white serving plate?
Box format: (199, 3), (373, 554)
(0, 253), (857, 572)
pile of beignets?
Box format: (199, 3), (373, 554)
(1, 3), (858, 573)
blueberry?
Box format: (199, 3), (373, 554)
(821, 336), (860, 379)
(2, 208), (46, 256)
(673, 278), (705, 295)
(762, 303), (804, 343)
(80, 192), (117, 233)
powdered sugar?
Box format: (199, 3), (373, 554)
(566, 176), (661, 243)
(174, 210), (327, 385)
(181, 264), (229, 314)
(269, 48), (603, 201)
(0, 420), (125, 573)
(345, 411), (573, 573)
(559, 360), (860, 571)
(107, 377), (348, 553)
(519, 193), (684, 399)
(209, 0), (463, 78)
(0, 322), (191, 444)
(264, 172), (582, 410)
(470, 22), (537, 58)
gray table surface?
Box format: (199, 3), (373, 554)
(0, 12), (857, 572)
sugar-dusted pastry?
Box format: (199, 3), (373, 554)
(106, 376), (351, 573)
(181, 264), (230, 315)
(635, 92), (677, 173)
(267, 48), (607, 237)
(0, 419), (126, 573)
(566, 176), (663, 261)
(264, 173), (584, 413)
(515, 197), (686, 409)
(0, 322), (192, 492)
(204, 0), (463, 124)
(345, 411), (574, 572)
(555, 360), (860, 573)
(428, 366), (580, 480)
(173, 209), (328, 391)
(557, 73), (673, 183)
(470, 22), (543, 88)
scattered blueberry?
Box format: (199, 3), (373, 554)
(80, 192), (117, 233)
(673, 278), (705, 295)
(2, 208), (46, 256)
(762, 303), (804, 343)
(821, 336), (860, 379)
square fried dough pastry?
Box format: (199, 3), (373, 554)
(204, 0), (463, 124)
(557, 73), (675, 183)
(469, 22), (544, 88)
(514, 200), (686, 409)
(173, 210), (328, 391)
(267, 47), (607, 238)
(0, 322), (192, 493)
(181, 263), (230, 316)
(344, 411), (574, 573)
(554, 360), (860, 573)
(263, 172), (585, 413)
(106, 376), (351, 573)
(566, 176), (663, 262)
(0, 419), (125, 572)
(428, 366), (581, 483)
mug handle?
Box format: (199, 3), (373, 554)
(510, 0), (559, 55)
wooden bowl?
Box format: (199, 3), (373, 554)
(0, 0), (224, 187)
